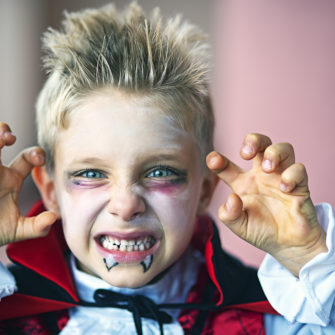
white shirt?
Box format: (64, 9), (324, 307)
(60, 247), (203, 335)
(260, 203), (335, 334)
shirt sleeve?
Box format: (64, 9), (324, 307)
(0, 262), (17, 300)
(258, 203), (335, 326)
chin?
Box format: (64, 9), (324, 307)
(99, 265), (158, 288)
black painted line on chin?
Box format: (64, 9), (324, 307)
(141, 255), (153, 273)
(103, 258), (119, 272)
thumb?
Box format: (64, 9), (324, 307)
(18, 211), (58, 241)
(218, 193), (248, 237)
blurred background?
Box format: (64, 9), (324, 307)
(0, 0), (334, 267)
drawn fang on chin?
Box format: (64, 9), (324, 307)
(103, 254), (153, 272)
(141, 255), (153, 273)
(103, 255), (119, 271)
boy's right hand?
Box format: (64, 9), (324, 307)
(0, 122), (57, 247)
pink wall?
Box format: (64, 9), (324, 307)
(209, 0), (335, 267)
(0, 1), (333, 268)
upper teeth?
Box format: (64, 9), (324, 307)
(100, 235), (155, 252)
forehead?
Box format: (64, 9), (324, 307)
(55, 91), (200, 164)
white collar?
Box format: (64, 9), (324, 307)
(70, 247), (204, 308)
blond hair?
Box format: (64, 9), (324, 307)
(36, 2), (214, 171)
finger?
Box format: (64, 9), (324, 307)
(240, 134), (272, 168)
(262, 142), (295, 173)
(0, 122), (13, 136)
(0, 124), (16, 163)
(280, 163), (308, 194)
(218, 193), (248, 236)
(206, 151), (243, 187)
(9, 147), (45, 179)
(17, 211), (58, 241)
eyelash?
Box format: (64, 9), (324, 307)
(69, 166), (187, 186)
(70, 169), (107, 181)
(145, 166), (186, 180)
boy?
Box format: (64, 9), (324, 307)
(0, 2), (334, 334)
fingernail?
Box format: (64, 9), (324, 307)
(0, 131), (14, 140)
(242, 145), (254, 155)
(33, 151), (44, 163)
(4, 131), (14, 138)
(226, 197), (233, 211)
(280, 183), (288, 192)
(262, 159), (272, 171)
(37, 153), (45, 163)
(207, 152), (219, 166)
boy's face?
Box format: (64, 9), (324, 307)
(42, 90), (213, 288)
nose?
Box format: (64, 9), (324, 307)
(107, 184), (146, 221)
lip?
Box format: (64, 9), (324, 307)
(94, 232), (161, 263)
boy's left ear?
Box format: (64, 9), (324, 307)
(197, 171), (219, 216)
(32, 166), (60, 218)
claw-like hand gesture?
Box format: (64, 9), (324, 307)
(206, 133), (327, 276)
(0, 122), (57, 247)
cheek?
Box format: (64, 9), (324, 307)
(57, 186), (110, 239)
(147, 182), (202, 238)
(144, 178), (187, 195)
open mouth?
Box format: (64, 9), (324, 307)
(94, 232), (160, 266)
(95, 233), (161, 272)
(98, 235), (156, 252)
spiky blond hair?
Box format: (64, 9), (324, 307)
(36, 2), (214, 171)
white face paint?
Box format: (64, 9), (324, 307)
(104, 254), (118, 271)
(52, 89), (207, 288)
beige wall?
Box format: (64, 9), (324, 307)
(0, 0), (48, 264)
(0, 0), (47, 212)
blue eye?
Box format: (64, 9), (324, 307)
(147, 168), (175, 178)
(74, 169), (106, 179)
(145, 166), (187, 183)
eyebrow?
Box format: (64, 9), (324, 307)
(65, 152), (184, 166)
(141, 153), (184, 163)
(65, 157), (109, 166)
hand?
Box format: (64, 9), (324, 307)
(0, 122), (57, 246)
(206, 133), (327, 277)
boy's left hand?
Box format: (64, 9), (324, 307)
(206, 133), (328, 277)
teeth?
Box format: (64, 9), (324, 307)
(100, 235), (155, 252)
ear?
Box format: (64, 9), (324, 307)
(32, 166), (60, 218)
(196, 170), (219, 216)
